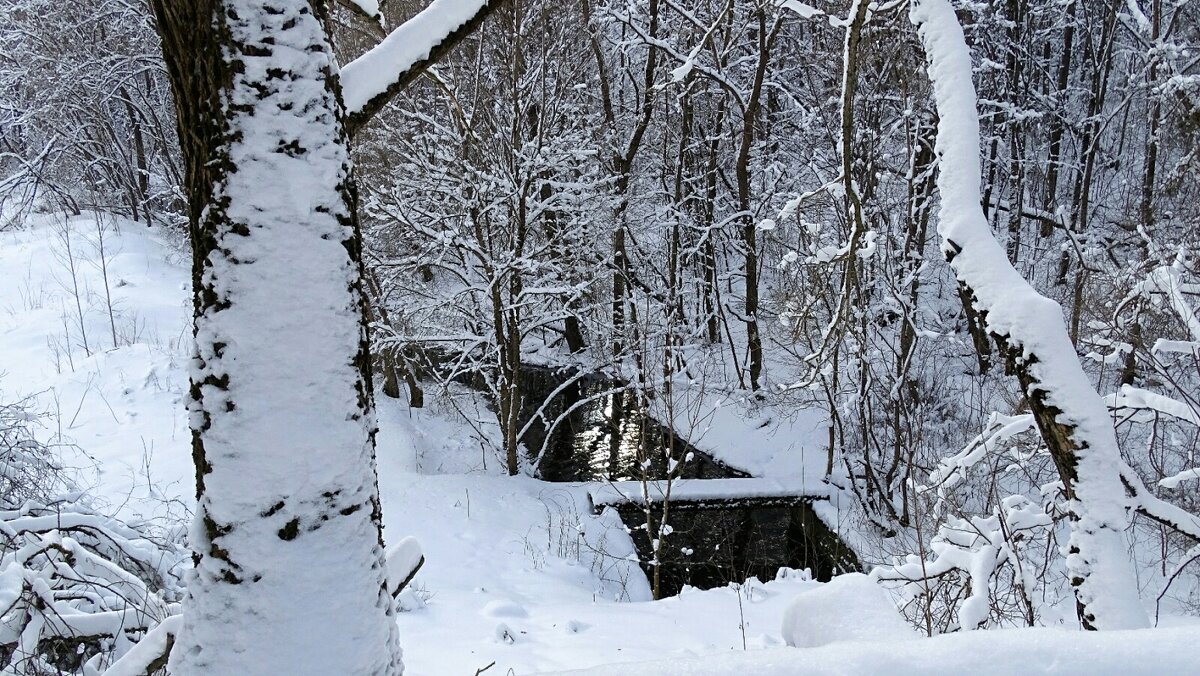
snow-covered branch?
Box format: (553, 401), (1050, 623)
(97, 615), (181, 676)
(341, 0), (505, 132)
(1120, 466), (1200, 542)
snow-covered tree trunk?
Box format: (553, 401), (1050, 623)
(151, 0), (402, 672)
(909, 0), (1148, 630)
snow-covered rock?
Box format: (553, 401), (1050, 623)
(780, 573), (912, 648)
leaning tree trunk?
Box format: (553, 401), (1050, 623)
(150, 0), (403, 673)
(909, 0), (1148, 631)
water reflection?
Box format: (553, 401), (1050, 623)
(511, 364), (857, 597)
(517, 366), (746, 482)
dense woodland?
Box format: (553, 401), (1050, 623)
(2, 0), (1199, 673)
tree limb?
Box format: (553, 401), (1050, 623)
(1121, 466), (1200, 542)
(341, 0), (508, 134)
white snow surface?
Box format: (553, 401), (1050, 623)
(0, 214), (192, 523)
(340, 0), (488, 116)
(549, 626), (1200, 675)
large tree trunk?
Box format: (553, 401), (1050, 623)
(151, 0), (403, 673)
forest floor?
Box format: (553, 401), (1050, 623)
(1, 214), (1194, 674)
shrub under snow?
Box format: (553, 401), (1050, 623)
(0, 397), (187, 675)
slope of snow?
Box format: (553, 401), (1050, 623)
(0, 213), (193, 524)
(652, 380), (831, 480)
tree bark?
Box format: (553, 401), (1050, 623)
(735, 4), (778, 392)
(150, 1), (402, 672)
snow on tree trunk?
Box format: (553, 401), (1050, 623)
(908, 0), (1148, 630)
(151, 0), (403, 673)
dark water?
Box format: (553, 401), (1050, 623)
(512, 364), (859, 597)
(517, 365), (748, 483)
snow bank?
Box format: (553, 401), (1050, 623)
(781, 573), (912, 648)
(588, 477), (829, 508)
(548, 625), (1200, 675)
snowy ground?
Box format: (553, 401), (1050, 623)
(552, 625), (1200, 675)
(0, 213), (192, 527)
(1, 215), (1195, 674)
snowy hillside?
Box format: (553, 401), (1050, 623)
(0, 216), (832, 672)
(0, 216), (857, 672)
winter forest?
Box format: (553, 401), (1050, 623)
(1, 0), (1199, 673)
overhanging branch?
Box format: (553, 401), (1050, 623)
(341, 0), (508, 134)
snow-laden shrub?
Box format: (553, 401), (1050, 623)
(875, 492), (1057, 632)
(873, 253), (1200, 633)
(0, 397), (187, 675)
(0, 399), (65, 506)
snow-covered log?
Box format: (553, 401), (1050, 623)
(908, 0), (1147, 630)
(385, 536), (424, 598)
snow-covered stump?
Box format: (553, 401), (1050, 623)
(908, 0), (1147, 630)
(151, 0), (402, 673)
